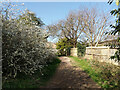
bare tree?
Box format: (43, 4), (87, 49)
(80, 8), (113, 46)
(48, 8), (113, 47)
(48, 11), (84, 48)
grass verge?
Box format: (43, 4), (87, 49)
(3, 58), (61, 88)
(69, 56), (120, 88)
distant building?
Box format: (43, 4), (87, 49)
(98, 39), (119, 48)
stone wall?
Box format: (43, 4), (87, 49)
(84, 46), (120, 66)
(70, 48), (78, 57)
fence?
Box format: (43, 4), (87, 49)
(84, 46), (120, 66)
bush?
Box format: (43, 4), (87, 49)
(90, 59), (120, 88)
(1, 3), (56, 81)
(2, 58), (61, 88)
(71, 56), (120, 88)
(77, 42), (87, 57)
(56, 38), (73, 56)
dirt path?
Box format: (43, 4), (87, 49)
(44, 56), (101, 89)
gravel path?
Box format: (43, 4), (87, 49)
(43, 56), (101, 89)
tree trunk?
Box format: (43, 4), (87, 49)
(74, 39), (77, 48)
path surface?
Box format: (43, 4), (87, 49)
(44, 56), (101, 89)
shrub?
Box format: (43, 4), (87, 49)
(71, 56), (120, 88)
(77, 42), (87, 57)
(1, 2), (56, 81)
(90, 59), (120, 88)
(56, 38), (73, 56)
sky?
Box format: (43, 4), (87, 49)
(20, 2), (118, 42)
(23, 2), (117, 25)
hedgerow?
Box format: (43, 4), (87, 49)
(1, 2), (57, 81)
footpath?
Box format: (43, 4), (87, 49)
(44, 56), (101, 89)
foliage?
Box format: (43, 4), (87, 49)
(18, 10), (45, 27)
(77, 42), (88, 57)
(107, 0), (120, 61)
(90, 59), (120, 88)
(3, 58), (61, 88)
(56, 38), (73, 56)
(56, 38), (88, 56)
(70, 56), (120, 88)
(1, 2), (57, 82)
(107, 0), (120, 35)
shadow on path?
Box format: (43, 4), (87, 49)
(43, 56), (101, 89)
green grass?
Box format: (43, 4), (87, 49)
(3, 58), (61, 88)
(69, 56), (107, 88)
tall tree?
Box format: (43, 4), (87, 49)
(48, 11), (84, 48)
(79, 8), (113, 46)
(48, 8), (112, 47)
